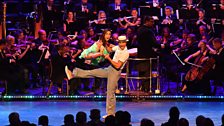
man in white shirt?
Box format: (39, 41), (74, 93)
(65, 36), (129, 116)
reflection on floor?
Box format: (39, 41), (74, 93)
(0, 101), (223, 126)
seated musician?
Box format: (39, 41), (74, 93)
(63, 11), (78, 35)
(108, 0), (128, 19)
(182, 40), (213, 95)
(170, 30), (189, 49)
(161, 6), (178, 33)
(92, 10), (107, 25)
(196, 9), (210, 29)
(197, 25), (210, 42)
(176, 34), (199, 60)
(74, 0), (94, 31)
(87, 27), (98, 42)
(109, 0), (127, 12)
(14, 30), (25, 44)
(118, 8), (141, 29)
(74, 0), (93, 14)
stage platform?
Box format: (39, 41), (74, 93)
(0, 101), (223, 126)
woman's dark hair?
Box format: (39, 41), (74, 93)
(100, 29), (111, 46)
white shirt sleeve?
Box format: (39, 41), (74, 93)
(119, 51), (129, 63)
(112, 46), (118, 52)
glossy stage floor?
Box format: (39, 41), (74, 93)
(0, 101), (224, 126)
(0, 80), (224, 126)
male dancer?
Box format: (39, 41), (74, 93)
(65, 35), (129, 116)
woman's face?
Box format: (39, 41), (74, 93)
(104, 31), (111, 42)
(100, 12), (106, 19)
(131, 10), (138, 17)
(198, 11), (204, 18)
(68, 12), (74, 19)
(198, 41), (206, 48)
(187, 37), (192, 45)
(82, 33), (87, 39)
(126, 28), (132, 35)
(88, 29), (95, 36)
(163, 29), (170, 37)
(182, 33), (188, 39)
(62, 39), (69, 45)
(18, 33), (24, 40)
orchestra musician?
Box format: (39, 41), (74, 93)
(208, 38), (224, 95)
(161, 6), (178, 34)
(108, 0), (128, 19)
(170, 30), (189, 49)
(0, 39), (28, 94)
(42, 0), (61, 33)
(196, 9), (210, 29)
(87, 27), (98, 42)
(109, 0), (127, 12)
(181, 40), (212, 94)
(74, 0), (93, 14)
(175, 34), (199, 60)
(63, 11), (78, 35)
(74, 0), (94, 30)
(32, 30), (52, 87)
(92, 10), (107, 25)
(118, 8), (141, 29)
(14, 30), (25, 44)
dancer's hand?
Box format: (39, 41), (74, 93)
(104, 54), (110, 60)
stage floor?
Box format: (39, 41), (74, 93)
(0, 101), (223, 126)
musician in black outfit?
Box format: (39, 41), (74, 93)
(74, 0), (94, 30)
(108, 0), (128, 19)
(161, 6), (179, 34)
(208, 38), (224, 95)
(137, 16), (165, 92)
(0, 39), (27, 94)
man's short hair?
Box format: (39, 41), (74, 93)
(143, 16), (154, 24)
(212, 38), (222, 44)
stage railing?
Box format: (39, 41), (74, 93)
(125, 56), (160, 98)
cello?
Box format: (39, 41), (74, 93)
(185, 43), (215, 81)
(185, 51), (205, 81)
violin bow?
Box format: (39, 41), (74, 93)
(185, 62), (203, 68)
(172, 50), (185, 66)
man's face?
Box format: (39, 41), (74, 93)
(198, 11), (204, 18)
(213, 42), (221, 50)
(118, 41), (127, 50)
(221, 0), (224, 5)
(47, 0), (54, 5)
(82, 0), (88, 4)
(165, 9), (172, 16)
(186, 0), (193, 5)
(39, 31), (47, 41)
(199, 27), (205, 35)
(115, 0), (121, 5)
(147, 19), (154, 27)
(187, 37), (192, 45)
(88, 29), (94, 36)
